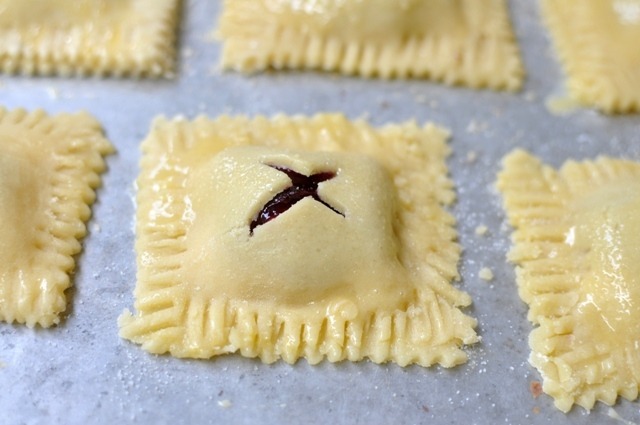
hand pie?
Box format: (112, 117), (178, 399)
(498, 149), (640, 411)
(119, 114), (478, 367)
(0, 0), (181, 77)
(0, 108), (113, 328)
(542, 0), (640, 113)
(217, 0), (524, 90)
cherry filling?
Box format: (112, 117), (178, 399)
(250, 165), (343, 235)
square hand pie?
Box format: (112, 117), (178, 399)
(0, 108), (113, 328)
(542, 0), (640, 113)
(497, 149), (640, 411)
(119, 114), (478, 367)
(217, 0), (524, 90)
(0, 0), (181, 77)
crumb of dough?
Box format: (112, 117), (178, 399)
(545, 95), (581, 116)
(45, 87), (59, 100)
(182, 48), (193, 58)
(466, 151), (478, 164)
(479, 267), (494, 281)
(466, 120), (488, 134)
(606, 407), (636, 424)
(474, 225), (488, 236)
(415, 94), (428, 104)
(217, 400), (232, 408)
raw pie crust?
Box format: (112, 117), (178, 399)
(498, 149), (640, 411)
(119, 114), (478, 367)
(217, 0), (524, 90)
(0, 0), (181, 77)
(542, 0), (640, 113)
(0, 108), (113, 328)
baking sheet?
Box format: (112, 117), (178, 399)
(1, 1), (640, 424)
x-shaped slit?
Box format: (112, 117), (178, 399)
(250, 165), (343, 235)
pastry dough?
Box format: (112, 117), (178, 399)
(119, 114), (478, 367)
(217, 0), (524, 90)
(542, 0), (640, 113)
(0, 108), (113, 328)
(497, 149), (640, 411)
(0, 0), (181, 77)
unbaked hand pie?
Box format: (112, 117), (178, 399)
(542, 0), (640, 113)
(217, 0), (524, 90)
(498, 149), (640, 411)
(0, 108), (113, 328)
(119, 114), (478, 367)
(0, 0), (181, 77)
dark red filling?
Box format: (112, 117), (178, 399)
(250, 165), (343, 234)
